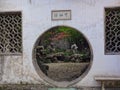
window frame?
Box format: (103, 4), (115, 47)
(0, 11), (23, 55)
(104, 7), (120, 55)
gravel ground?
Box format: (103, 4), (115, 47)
(45, 63), (89, 81)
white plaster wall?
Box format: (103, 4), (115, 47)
(0, 0), (120, 87)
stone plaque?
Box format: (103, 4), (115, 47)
(48, 88), (77, 90)
(52, 10), (71, 20)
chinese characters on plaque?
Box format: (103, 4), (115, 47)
(52, 10), (71, 20)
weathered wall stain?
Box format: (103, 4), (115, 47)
(0, 56), (4, 81)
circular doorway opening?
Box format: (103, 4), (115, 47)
(33, 26), (92, 86)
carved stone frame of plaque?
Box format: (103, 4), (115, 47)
(51, 10), (71, 20)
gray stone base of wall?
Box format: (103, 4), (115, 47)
(0, 85), (120, 90)
(77, 87), (120, 90)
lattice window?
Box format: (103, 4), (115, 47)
(0, 12), (22, 54)
(105, 8), (120, 54)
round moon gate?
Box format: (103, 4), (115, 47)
(33, 26), (93, 87)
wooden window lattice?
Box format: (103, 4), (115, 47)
(0, 12), (22, 54)
(105, 8), (120, 54)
